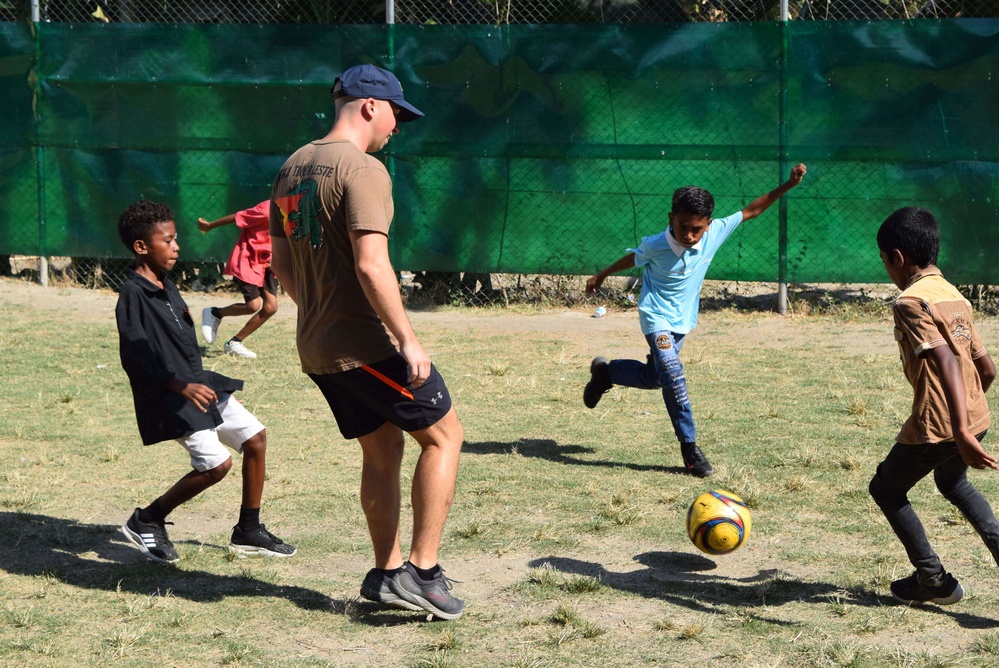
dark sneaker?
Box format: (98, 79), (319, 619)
(121, 508), (179, 563)
(583, 357), (612, 409)
(360, 568), (422, 611)
(681, 442), (714, 477)
(387, 562), (465, 620)
(891, 571), (964, 605)
(229, 524), (297, 557)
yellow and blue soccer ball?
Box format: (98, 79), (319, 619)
(686, 489), (752, 555)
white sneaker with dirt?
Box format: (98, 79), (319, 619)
(201, 307), (221, 344)
(223, 340), (257, 359)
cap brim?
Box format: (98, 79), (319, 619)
(395, 99), (424, 123)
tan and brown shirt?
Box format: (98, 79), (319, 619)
(893, 267), (990, 444)
(270, 140), (398, 374)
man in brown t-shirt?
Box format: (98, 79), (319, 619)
(270, 64), (465, 620)
(869, 206), (999, 608)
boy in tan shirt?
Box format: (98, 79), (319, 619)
(869, 206), (999, 605)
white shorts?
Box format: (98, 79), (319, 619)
(174, 393), (265, 472)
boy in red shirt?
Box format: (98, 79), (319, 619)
(199, 201), (278, 358)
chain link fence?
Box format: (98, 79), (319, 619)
(3, 3), (997, 309)
(5, 0), (996, 23)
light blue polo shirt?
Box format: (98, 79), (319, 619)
(629, 211), (743, 335)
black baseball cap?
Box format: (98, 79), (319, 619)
(331, 64), (424, 122)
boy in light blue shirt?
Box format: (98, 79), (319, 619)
(584, 164), (807, 476)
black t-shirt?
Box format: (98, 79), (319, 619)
(115, 268), (242, 444)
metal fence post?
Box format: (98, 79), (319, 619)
(777, 0), (790, 314)
(32, 0), (48, 286)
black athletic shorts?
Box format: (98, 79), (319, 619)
(234, 268), (277, 301)
(309, 354), (453, 440)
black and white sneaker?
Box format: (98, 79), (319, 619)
(681, 442), (714, 477)
(121, 508), (179, 563)
(891, 571), (964, 606)
(360, 568), (422, 611)
(387, 562), (465, 620)
(229, 524), (296, 557)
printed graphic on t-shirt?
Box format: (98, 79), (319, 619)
(953, 311), (972, 344)
(274, 179), (323, 249)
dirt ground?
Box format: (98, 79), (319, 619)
(7, 278), (999, 665)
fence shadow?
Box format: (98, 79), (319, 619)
(528, 552), (999, 629)
(462, 439), (683, 474)
(0, 511), (420, 625)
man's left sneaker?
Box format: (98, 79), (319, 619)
(224, 340), (257, 359)
(387, 562), (465, 620)
(229, 524), (296, 557)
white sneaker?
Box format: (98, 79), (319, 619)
(224, 340), (257, 359)
(201, 307), (221, 344)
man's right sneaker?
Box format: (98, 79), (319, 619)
(201, 307), (221, 344)
(121, 508), (179, 563)
(583, 357), (612, 409)
(387, 562), (465, 620)
(359, 568), (422, 611)
(891, 571), (964, 606)
(681, 442), (714, 477)
(224, 339), (257, 359)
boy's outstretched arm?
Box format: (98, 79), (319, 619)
(741, 163), (807, 222)
(927, 345), (999, 470)
(586, 253), (636, 294)
(197, 213), (237, 233)
(975, 352), (996, 393)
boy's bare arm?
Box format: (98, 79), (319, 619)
(975, 352), (997, 393)
(741, 163), (807, 222)
(197, 213), (237, 233)
(586, 253), (636, 293)
(165, 378), (217, 413)
(927, 345), (998, 470)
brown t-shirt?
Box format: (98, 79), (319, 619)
(270, 140), (398, 374)
(892, 267), (990, 444)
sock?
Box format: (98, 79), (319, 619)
(139, 498), (168, 524)
(377, 566), (404, 574)
(211, 307), (222, 318)
(411, 563), (441, 581)
(237, 506), (260, 531)
(229, 336), (242, 343)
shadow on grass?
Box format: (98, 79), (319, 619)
(528, 552), (999, 629)
(463, 439), (684, 474)
(0, 512), (423, 625)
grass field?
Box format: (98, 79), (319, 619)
(4, 279), (999, 667)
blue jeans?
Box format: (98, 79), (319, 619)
(608, 331), (696, 445)
(868, 433), (999, 580)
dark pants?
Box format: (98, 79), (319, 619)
(869, 433), (999, 581)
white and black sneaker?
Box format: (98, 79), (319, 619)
(229, 524), (296, 557)
(224, 339), (257, 359)
(201, 307), (221, 344)
(121, 508), (179, 563)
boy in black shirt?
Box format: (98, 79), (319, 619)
(115, 200), (295, 562)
